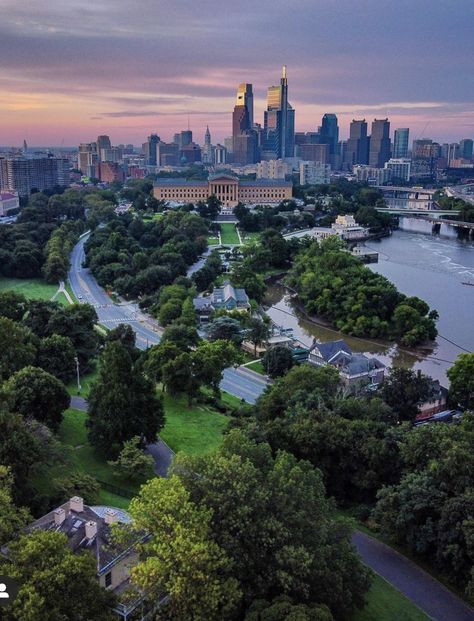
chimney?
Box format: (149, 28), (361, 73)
(54, 507), (66, 526)
(104, 509), (118, 525)
(85, 520), (97, 540)
(69, 496), (84, 513)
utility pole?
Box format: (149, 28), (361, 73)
(74, 355), (82, 393)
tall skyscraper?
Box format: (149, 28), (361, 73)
(78, 143), (98, 176)
(97, 135), (111, 161)
(343, 119), (369, 168)
(146, 134), (160, 166)
(235, 83), (254, 127)
(202, 126), (213, 164)
(232, 83), (257, 164)
(459, 138), (474, 160)
(319, 113), (339, 168)
(263, 66), (295, 160)
(369, 119), (391, 168)
(393, 128), (409, 159)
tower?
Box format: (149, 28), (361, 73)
(263, 66), (294, 160)
(369, 119), (391, 168)
(393, 128), (409, 159)
(232, 83), (257, 164)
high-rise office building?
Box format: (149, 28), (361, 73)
(96, 135), (111, 161)
(78, 143), (98, 177)
(319, 113), (339, 168)
(385, 158), (411, 182)
(145, 134), (160, 166)
(459, 139), (473, 160)
(263, 66), (295, 160)
(369, 119), (391, 168)
(235, 83), (254, 127)
(202, 126), (213, 164)
(393, 128), (409, 159)
(343, 119), (369, 168)
(232, 83), (257, 164)
(0, 157), (69, 196)
(173, 131), (193, 149)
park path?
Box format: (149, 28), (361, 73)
(353, 531), (474, 621)
(50, 280), (73, 304)
(68, 396), (174, 478)
(69, 398), (474, 620)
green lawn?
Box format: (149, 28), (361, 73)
(245, 360), (265, 375)
(33, 408), (140, 510)
(66, 367), (99, 398)
(353, 574), (429, 621)
(0, 277), (59, 301)
(160, 393), (229, 455)
(208, 234), (220, 245)
(241, 230), (261, 243)
(220, 223), (240, 245)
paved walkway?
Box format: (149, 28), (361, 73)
(68, 395), (174, 477)
(353, 531), (474, 621)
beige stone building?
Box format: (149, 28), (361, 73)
(153, 173), (292, 208)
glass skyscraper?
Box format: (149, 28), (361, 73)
(263, 66), (295, 159)
(393, 128), (409, 159)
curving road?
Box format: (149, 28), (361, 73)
(69, 234), (268, 403)
(353, 532), (474, 621)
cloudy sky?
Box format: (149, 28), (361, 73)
(1, 0), (473, 146)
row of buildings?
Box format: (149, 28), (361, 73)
(0, 155), (69, 197)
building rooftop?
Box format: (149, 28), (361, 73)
(240, 179), (293, 187)
(154, 178), (208, 187)
(0, 191), (18, 200)
(25, 497), (142, 576)
(310, 339), (352, 362)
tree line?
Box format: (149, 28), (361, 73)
(287, 236), (438, 346)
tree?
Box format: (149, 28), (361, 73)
(159, 298), (183, 326)
(0, 409), (42, 502)
(105, 323), (136, 354)
(161, 323), (199, 351)
(180, 296), (197, 327)
(245, 596), (333, 621)
(108, 436), (156, 481)
(0, 466), (31, 544)
(246, 316), (271, 357)
(192, 339), (242, 396)
(262, 346), (294, 378)
(381, 368), (432, 422)
(37, 334), (76, 382)
(54, 473), (101, 505)
(207, 316), (243, 345)
(7, 366), (70, 432)
(3, 530), (115, 621)
(87, 342), (164, 456)
(447, 352), (474, 411)
(128, 476), (241, 621)
(46, 304), (100, 368)
(0, 317), (36, 381)
(0, 290), (29, 321)
(172, 430), (370, 618)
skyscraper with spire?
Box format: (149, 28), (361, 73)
(202, 126), (213, 164)
(262, 66), (295, 160)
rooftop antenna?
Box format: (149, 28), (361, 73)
(282, 65), (287, 79)
(187, 112), (190, 131)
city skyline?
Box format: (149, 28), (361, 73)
(1, 0), (473, 145)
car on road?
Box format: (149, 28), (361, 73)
(77, 294), (83, 300)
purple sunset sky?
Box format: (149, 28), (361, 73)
(0, 0), (473, 146)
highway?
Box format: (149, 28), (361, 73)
(69, 234), (268, 403)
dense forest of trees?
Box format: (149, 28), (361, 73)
(229, 359), (474, 602)
(287, 236), (438, 346)
(84, 210), (209, 302)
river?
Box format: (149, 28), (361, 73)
(265, 217), (474, 385)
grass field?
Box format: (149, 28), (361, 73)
(0, 277), (59, 301)
(241, 230), (261, 243)
(353, 574), (429, 621)
(245, 360), (266, 375)
(160, 393), (229, 455)
(34, 408), (140, 510)
(208, 234), (220, 245)
(66, 367), (99, 397)
(220, 222), (240, 245)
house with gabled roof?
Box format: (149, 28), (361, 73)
(308, 339), (385, 391)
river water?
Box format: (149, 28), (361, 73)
(265, 217), (474, 384)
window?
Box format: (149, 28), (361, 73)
(105, 572), (112, 588)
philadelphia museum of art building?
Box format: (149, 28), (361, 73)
(153, 173), (293, 208)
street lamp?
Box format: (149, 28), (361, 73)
(74, 355), (82, 393)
